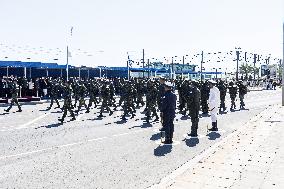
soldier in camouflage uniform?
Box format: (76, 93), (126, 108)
(217, 80), (227, 112)
(72, 80), (80, 108)
(5, 79), (22, 112)
(46, 79), (61, 110)
(75, 81), (88, 113)
(228, 81), (238, 110)
(135, 79), (145, 108)
(58, 81), (76, 123)
(200, 81), (210, 115)
(145, 81), (159, 123)
(86, 80), (100, 113)
(237, 81), (248, 109)
(98, 84), (114, 117)
(187, 80), (201, 137)
(121, 81), (136, 121)
(178, 79), (188, 114)
(157, 77), (166, 111)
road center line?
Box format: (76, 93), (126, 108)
(16, 113), (51, 129)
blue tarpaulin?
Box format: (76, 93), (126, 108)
(0, 61), (73, 69)
(98, 66), (170, 73)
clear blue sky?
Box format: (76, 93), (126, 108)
(0, 0), (283, 71)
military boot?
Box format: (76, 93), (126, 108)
(208, 122), (218, 131)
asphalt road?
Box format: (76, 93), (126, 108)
(0, 89), (281, 189)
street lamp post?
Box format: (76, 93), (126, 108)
(200, 51), (204, 81)
(147, 59), (150, 78)
(142, 49), (145, 78)
(235, 48), (241, 81)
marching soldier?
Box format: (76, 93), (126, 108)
(46, 79), (61, 110)
(5, 79), (22, 112)
(86, 80), (99, 113)
(75, 81), (88, 113)
(157, 77), (166, 111)
(98, 84), (114, 118)
(145, 81), (159, 123)
(121, 81), (136, 121)
(58, 81), (76, 123)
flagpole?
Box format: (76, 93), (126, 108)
(66, 45), (69, 81)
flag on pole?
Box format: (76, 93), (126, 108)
(71, 26), (74, 36)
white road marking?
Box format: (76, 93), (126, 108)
(183, 134), (206, 139)
(155, 140), (180, 146)
(76, 113), (85, 121)
(16, 113), (51, 129)
(113, 132), (131, 137)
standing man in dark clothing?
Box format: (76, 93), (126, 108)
(160, 82), (177, 144)
(187, 80), (201, 137)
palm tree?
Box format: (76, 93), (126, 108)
(239, 63), (254, 80)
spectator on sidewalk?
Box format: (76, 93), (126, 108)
(208, 80), (220, 131)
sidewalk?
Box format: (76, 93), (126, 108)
(152, 104), (284, 189)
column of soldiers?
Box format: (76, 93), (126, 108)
(0, 76), (248, 135)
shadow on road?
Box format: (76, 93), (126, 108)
(185, 138), (199, 147)
(129, 122), (153, 129)
(39, 109), (49, 112)
(114, 120), (127, 124)
(219, 111), (228, 115)
(207, 132), (221, 140)
(154, 145), (172, 156)
(36, 122), (63, 129)
(180, 115), (190, 120)
(150, 133), (160, 141)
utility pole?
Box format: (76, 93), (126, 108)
(200, 51), (204, 82)
(127, 59), (130, 80)
(142, 49), (145, 78)
(253, 54), (257, 80)
(182, 55), (185, 78)
(66, 46), (69, 81)
(236, 50), (240, 81)
(171, 57), (174, 79)
(147, 59), (150, 78)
